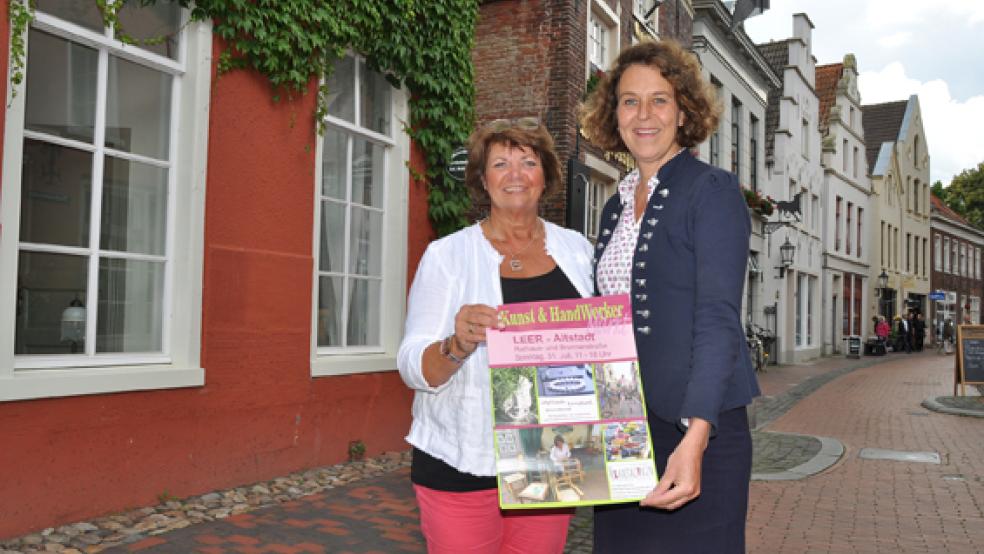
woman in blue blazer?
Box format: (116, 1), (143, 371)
(580, 40), (760, 552)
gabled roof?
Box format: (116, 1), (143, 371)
(756, 40), (791, 161)
(861, 100), (907, 175)
(931, 194), (972, 227)
(815, 63), (843, 129)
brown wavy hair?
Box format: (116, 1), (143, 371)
(464, 121), (563, 201)
(579, 39), (720, 151)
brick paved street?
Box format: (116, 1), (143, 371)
(747, 351), (984, 553)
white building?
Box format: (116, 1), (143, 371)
(816, 55), (873, 353)
(756, 13), (825, 363)
(691, 0), (780, 340)
(862, 95), (931, 320)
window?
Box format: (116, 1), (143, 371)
(801, 119), (809, 159)
(842, 139), (849, 173)
(935, 234), (942, 271)
(976, 247), (981, 280)
(857, 208), (863, 257)
(906, 233), (911, 273)
(588, 2), (618, 73)
(853, 275), (862, 336)
(846, 203), (853, 255)
(849, 106), (856, 129)
(746, 252), (758, 325)
(0, 3), (210, 401)
(842, 276), (851, 336)
(952, 239), (958, 274)
(894, 227), (899, 270)
(879, 221), (884, 265)
(795, 274), (804, 346)
(853, 146), (859, 179)
(913, 135), (921, 169)
(812, 194), (819, 232)
(960, 242), (966, 276)
(585, 178), (610, 241)
(944, 237), (951, 273)
(913, 179), (920, 213)
(749, 115), (759, 192)
(313, 55), (409, 375)
(922, 238), (927, 277)
(731, 98), (741, 178)
(633, 0), (659, 34)
(835, 197), (842, 251)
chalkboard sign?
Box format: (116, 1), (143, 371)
(956, 325), (984, 394)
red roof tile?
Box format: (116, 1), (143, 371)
(931, 194), (972, 226)
(815, 63), (843, 128)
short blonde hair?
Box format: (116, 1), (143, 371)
(579, 39), (720, 151)
(464, 121), (563, 202)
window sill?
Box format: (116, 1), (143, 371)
(0, 365), (204, 402)
(312, 353), (398, 377)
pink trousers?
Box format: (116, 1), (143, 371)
(413, 485), (573, 553)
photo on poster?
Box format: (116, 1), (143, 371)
(492, 366), (539, 425)
(536, 363), (599, 423)
(496, 425), (610, 506)
(602, 421), (652, 462)
(596, 361), (645, 419)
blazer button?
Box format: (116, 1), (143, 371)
(602, 228), (611, 236)
(638, 244), (648, 252)
(642, 232), (653, 240)
(635, 261), (646, 269)
(647, 218), (658, 226)
(611, 213), (618, 221)
(635, 293), (648, 301)
(636, 326), (651, 335)
(658, 188), (669, 198)
(597, 242), (604, 249)
(634, 278), (646, 288)
(636, 309), (650, 318)
(653, 204), (664, 210)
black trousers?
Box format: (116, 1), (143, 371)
(593, 407), (752, 554)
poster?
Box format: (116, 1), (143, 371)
(486, 294), (658, 508)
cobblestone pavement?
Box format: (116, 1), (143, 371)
(8, 351), (973, 554)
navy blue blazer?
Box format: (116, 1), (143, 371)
(593, 150), (760, 429)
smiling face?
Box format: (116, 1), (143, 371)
(483, 142), (545, 215)
(615, 63), (686, 177)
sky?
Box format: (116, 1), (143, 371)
(743, 0), (984, 186)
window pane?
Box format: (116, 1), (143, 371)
(19, 140), (92, 248)
(25, 29), (98, 143)
(347, 278), (381, 346)
(105, 56), (172, 159)
(116, 1), (181, 59)
(96, 258), (164, 353)
(320, 200), (346, 272)
(317, 276), (344, 347)
(349, 206), (382, 276)
(101, 156), (168, 255)
(352, 137), (384, 208)
(360, 60), (391, 135)
(36, 0), (104, 33)
(326, 56), (355, 122)
(15, 251), (89, 355)
(322, 128), (348, 200)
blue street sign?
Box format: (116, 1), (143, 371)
(929, 291), (946, 301)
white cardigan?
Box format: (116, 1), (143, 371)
(397, 220), (594, 476)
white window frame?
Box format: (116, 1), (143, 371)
(310, 56), (409, 377)
(934, 234), (942, 271)
(587, 0), (619, 75)
(583, 153), (618, 242)
(0, 9), (210, 402)
(944, 236), (950, 273)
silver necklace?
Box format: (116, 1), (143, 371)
(486, 220), (542, 272)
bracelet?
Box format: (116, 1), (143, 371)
(440, 335), (467, 364)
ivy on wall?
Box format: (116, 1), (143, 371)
(7, 0), (476, 235)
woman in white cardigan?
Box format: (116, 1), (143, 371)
(398, 118), (593, 554)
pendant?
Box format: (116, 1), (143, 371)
(509, 257), (523, 271)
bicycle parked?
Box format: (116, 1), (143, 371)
(745, 324), (774, 373)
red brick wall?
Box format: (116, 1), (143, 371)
(0, 35), (427, 538)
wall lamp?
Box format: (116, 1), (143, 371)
(775, 237), (795, 279)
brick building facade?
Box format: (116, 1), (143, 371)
(930, 195), (984, 332)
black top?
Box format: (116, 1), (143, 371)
(410, 264), (581, 492)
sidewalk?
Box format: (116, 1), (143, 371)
(2, 350), (972, 554)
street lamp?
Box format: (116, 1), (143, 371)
(877, 269), (889, 319)
(775, 237), (795, 278)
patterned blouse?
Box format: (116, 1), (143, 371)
(596, 169), (659, 296)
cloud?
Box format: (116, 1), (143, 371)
(876, 31), (911, 49)
(859, 62), (984, 185)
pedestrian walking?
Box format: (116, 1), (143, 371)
(397, 119), (594, 553)
(897, 313), (914, 353)
(580, 39), (759, 553)
(913, 313), (926, 351)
